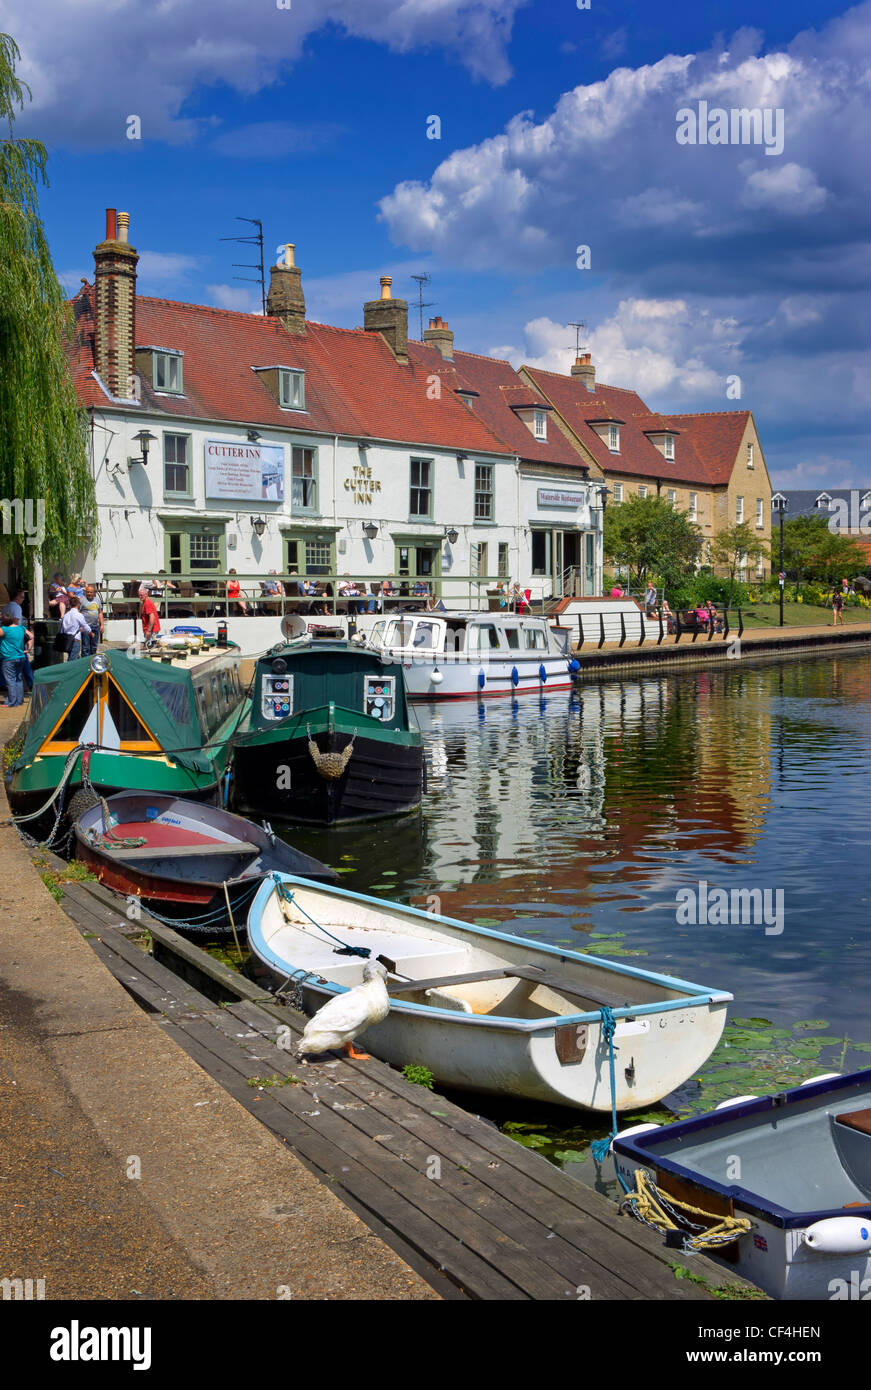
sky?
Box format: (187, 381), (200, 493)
(2, 0), (869, 488)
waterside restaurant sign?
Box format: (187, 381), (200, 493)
(205, 440), (285, 502)
(537, 488), (586, 509)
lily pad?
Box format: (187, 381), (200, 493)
(554, 1149), (587, 1163)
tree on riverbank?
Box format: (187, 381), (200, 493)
(603, 495), (702, 594)
(710, 523), (769, 606)
(0, 34), (96, 580)
(782, 515), (868, 586)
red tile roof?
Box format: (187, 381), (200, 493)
(408, 341), (589, 470)
(69, 285), (512, 457)
(522, 365), (752, 486)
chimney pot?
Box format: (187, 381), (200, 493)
(571, 351), (596, 390)
(284, 243), (296, 268)
(117, 211), (130, 244)
(105, 208), (117, 241)
(380, 276), (392, 301)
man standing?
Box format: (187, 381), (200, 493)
(80, 583), (104, 656)
(60, 596), (91, 661)
(140, 586), (161, 641)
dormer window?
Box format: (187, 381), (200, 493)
(664, 434), (675, 461)
(815, 492), (832, 509)
(153, 351), (183, 394)
(279, 369), (306, 410)
(608, 425), (620, 452)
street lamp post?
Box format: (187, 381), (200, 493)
(772, 495), (787, 627)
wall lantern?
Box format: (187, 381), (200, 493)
(247, 429), (262, 443)
(362, 521), (378, 541)
(128, 430), (157, 467)
(251, 516), (267, 538)
(444, 527), (459, 545)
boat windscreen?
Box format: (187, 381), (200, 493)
(53, 681), (94, 742)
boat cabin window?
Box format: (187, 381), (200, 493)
(364, 675), (395, 722)
(523, 627), (547, 650)
(52, 680), (93, 743)
(261, 672), (293, 721)
(107, 683), (155, 744)
(444, 624), (466, 652)
(504, 627), (520, 649)
(369, 620), (386, 648)
(411, 621), (439, 649)
(385, 619), (414, 647)
(469, 624), (501, 651)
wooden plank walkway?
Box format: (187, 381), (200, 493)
(52, 865), (757, 1301)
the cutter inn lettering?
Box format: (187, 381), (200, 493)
(344, 463), (382, 504)
(676, 101), (785, 156)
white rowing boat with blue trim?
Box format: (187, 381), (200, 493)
(247, 873), (732, 1110)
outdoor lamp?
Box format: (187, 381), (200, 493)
(128, 430), (156, 467)
(363, 521), (378, 541)
(90, 654), (109, 674)
(247, 429), (261, 443)
(252, 516), (267, 537)
(444, 527), (459, 545)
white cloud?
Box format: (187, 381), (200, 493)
(205, 283), (263, 314)
(305, 260), (433, 325)
(379, 7), (871, 276)
(4, 0), (526, 145)
(137, 251), (200, 286)
(742, 162), (828, 214)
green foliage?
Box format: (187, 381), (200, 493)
(603, 495), (702, 593)
(0, 34), (97, 573)
(709, 524), (769, 606)
(402, 1063), (434, 1089)
(782, 515), (868, 585)
(669, 573), (750, 611)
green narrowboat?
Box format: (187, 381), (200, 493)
(230, 640), (424, 825)
(8, 646), (249, 836)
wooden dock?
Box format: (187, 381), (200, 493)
(52, 862), (756, 1301)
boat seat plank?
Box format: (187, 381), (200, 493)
(837, 1108), (871, 1136)
(99, 841), (257, 860)
(388, 963), (634, 1010)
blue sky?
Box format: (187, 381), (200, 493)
(3, 0), (869, 486)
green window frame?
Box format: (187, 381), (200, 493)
(153, 351), (183, 394)
(279, 370), (306, 410)
(291, 445), (318, 513)
(474, 464), (493, 520)
(163, 522), (226, 575)
(163, 432), (192, 498)
(284, 531), (335, 577)
(410, 458), (433, 520)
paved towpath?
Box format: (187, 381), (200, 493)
(0, 705), (435, 1301)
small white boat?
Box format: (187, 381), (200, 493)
(612, 1070), (871, 1300)
(247, 874), (732, 1111)
(361, 611), (578, 701)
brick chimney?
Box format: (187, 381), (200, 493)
(364, 277), (408, 362)
(423, 315), (454, 361)
(93, 208), (138, 399)
(571, 351), (596, 392)
(267, 243), (306, 335)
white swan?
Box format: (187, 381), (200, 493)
(297, 960), (390, 1060)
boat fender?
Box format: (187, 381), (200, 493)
(430, 667), (444, 685)
(511, 666), (519, 687)
(714, 1095), (759, 1110)
(539, 663), (547, 683)
(800, 1073), (842, 1086)
(617, 1123), (661, 1143)
(568, 658), (580, 674)
(804, 1217), (871, 1255)
(478, 669), (486, 689)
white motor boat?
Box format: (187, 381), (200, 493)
(361, 611), (579, 700)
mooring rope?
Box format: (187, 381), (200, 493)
(274, 876), (370, 958)
(620, 1170), (752, 1253)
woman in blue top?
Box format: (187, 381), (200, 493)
(0, 616), (34, 707)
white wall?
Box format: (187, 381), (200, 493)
(85, 405), (603, 606)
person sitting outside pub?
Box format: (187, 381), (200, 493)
(80, 583), (104, 655)
(226, 569), (249, 616)
(0, 612), (33, 706)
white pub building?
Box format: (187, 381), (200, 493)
(68, 210), (604, 635)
